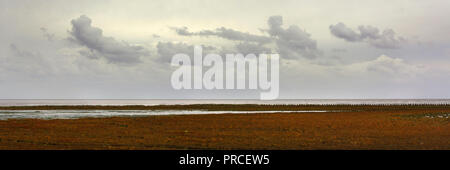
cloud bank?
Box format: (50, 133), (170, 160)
(172, 16), (320, 59)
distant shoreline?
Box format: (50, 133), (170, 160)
(1, 99), (450, 107)
(1, 104), (450, 110)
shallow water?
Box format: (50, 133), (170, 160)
(0, 110), (327, 120)
(1, 99), (448, 120)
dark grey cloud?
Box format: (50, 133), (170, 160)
(267, 16), (283, 36)
(171, 16), (321, 59)
(329, 23), (361, 42)
(358, 25), (380, 39)
(266, 15), (321, 59)
(172, 26), (272, 44)
(171, 28), (272, 56)
(330, 22), (405, 49)
(69, 15), (148, 64)
(365, 29), (405, 49)
(172, 27), (194, 36)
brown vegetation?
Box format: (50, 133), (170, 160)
(0, 105), (448, 150)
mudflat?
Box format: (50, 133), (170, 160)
(0, 105), (448, 149)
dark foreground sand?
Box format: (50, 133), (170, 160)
(0, 105), (449, 150)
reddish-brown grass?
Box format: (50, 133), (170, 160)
(0, 105), (448, 150)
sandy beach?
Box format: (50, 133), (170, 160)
(0, 105), (448, 150)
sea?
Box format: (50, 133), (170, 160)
(1, 99), (450, 106)
(0, 99), (448, 120)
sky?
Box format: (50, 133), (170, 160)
(1, 0), (450, 99)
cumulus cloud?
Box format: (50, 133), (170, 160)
(365, 29), (405, 49)
(330, 22), (405, 49)
(329, 23), (361, 42)
(68, 15), (148, 64)
(266, 16), (321, 59)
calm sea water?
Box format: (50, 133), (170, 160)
(0, 99), (450, 106)
(0, 99), (448, 120)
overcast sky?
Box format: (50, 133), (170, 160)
(1, 0), (450, 99)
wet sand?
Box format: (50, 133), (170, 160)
(0, 105), (449, 150)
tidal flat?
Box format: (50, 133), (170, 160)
(0, 104), (448, 149)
